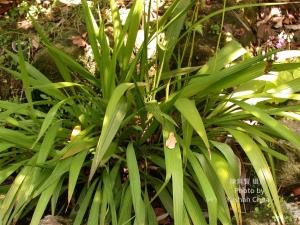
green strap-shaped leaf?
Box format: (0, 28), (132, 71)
(260, 145), (288, 161)
(5, 50), (66, 100)
(145, 188), (158, 225)
(210, 141), (240, 179)
(29, 179), (60, 225)
(118, 184), (132, 225)
(162, 122), (184, 225)
(267, 76), (300, 98)
(146, 102), (177, 126)
(0, 161), (24, 185)
(87, 182), (102, 225)
(103, 170), (118, 225)
(12, 166), (50, 221)
(90, 83), (133, 181)
(34, 158), (72, 197)
(175, 98), (210, 153)
(208, 152), (242, 225)
(61, 136), (97, 159)
(99, 184), (108, 225)
(182, 116), (193, 168)
(31, 82), (82, 90)
(37, 121), (61, 164)
(160, 0), (191, 73)
(184, 184), (208, 225)
(232, 99), (300, 155)
(45, 44), (100, 88)
(0, 128), (35, 149)
(126, 143), (145, 225)
(194, 153), (232, 225)
(199, 40), (247, 74)
(151, 179), (174, 218)
(187, 151), (217, 225)
(33, 99), (69, 148)
(0, 66), (66, 101)
(81, 0), (112, 98)
(0, 100), (45, 118)
(110, 0), (122, 45)
(0, 165), (32, 224)
(51, 177), (64, 215)
(73, 179), (99, 225)
(68, 150), (88, 203)
(119, 0), (144, 72)
(228, 128), (284, 224)
(180, 51), (270, 98)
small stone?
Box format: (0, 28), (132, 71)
(39, 215), (72, 225)
(38, 215), (61, 225)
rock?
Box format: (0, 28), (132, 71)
(39, 215), (72, 225)
(276, 148), (300, 189)
(281, 118), (300, 136)
(39, 215), (61, 225)
(243, 215), (275, 225)
(33, 37), (82, 82)
(284, 202), (300, 224)
(276, 118), (300, 189)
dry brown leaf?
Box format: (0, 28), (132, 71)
(81, 32), (87, 38)
(285, 24), (300, 30)
(154, 208), (170, 225)
(165, 132), (177, 149)
(0, 0), (13, 4)
(291, 186), (300, 196)
(70, 35), (87, 47)
(31, 36), (39, 49)
(17, 20), (32, 30)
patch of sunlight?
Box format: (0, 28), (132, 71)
(58, 0), (81, 5)
(268, 86), (293, 98)
(254, 72), (278, 82)
(225, 101), (234, 108)
(279, 112), (300, 121)
(245, 98), (270, 105)
(135, 30), (157, 59)
(244, 120), (258, 126)
(232, 90), (255, 98)
(273, 92), (293, 99)
(275, 50), (300, 62)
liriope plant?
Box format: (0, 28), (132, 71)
(0, 0), (300, 225)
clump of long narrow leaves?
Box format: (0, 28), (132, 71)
(1, 0), (300, 225)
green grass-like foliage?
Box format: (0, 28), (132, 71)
(0, 0), (300, 224)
